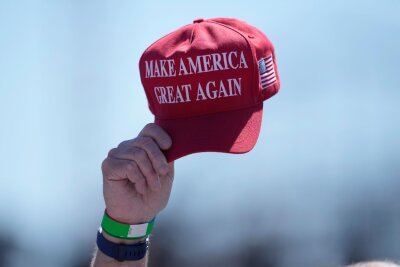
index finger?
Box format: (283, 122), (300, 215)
(139, 123), (172, 150)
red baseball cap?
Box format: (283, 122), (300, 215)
(139, 18), (280, 162)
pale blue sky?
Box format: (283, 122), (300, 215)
(0, 1), (399, 266)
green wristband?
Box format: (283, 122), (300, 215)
(101, 212), (155, 239)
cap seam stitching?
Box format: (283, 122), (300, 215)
(189, 22), (197, 46)
(139, 23), (192, 114)
(206, 20), (258, 102)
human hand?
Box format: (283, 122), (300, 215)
(101, 123), (174, 225)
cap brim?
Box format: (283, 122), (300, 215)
(155, 102), (263, 162)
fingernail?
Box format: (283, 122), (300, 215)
(164, 139), (172, 149)
(159, 136), (172, 148)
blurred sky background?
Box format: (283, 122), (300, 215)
(0, 1), (399, 267)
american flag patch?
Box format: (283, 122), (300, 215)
(259, 55), (277, 90)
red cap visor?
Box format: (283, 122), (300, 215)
(155, 102), (263, 162)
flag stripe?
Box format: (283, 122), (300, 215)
(261, 75), (276, 82)
(264, 58), (273, 63)
(265, 62), (274, 68)
(261, 67), (274, 76)
(261, 78), (276, 86)
(261, 71), (275, 79)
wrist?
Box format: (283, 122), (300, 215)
(96, 229), (149, 262)
(101, 230), (148, 245)
(101, 210), (155, 240)
(106, 208), (154, 225)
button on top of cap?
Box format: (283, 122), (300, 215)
(193, 18), (204, 23)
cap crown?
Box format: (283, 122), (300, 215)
(139, 18), (279, 120)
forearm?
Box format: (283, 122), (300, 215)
(91, 248), (148, 267)
(91, 232), (149, 267)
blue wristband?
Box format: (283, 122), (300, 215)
(96, 229), (148, 261)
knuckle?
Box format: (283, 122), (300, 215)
(144, 123), (156, 131)
(142, 123), (162, 136)
(125, 161), (136, 171)
(132, 147), (147, 160)
(107, 148), (118, 157)
(101, 158), (109, 173)
(101, 158), (116, 176)
(125, 161), (132, 170)
(139, 136), (154, 147)
(146, 144), (159, 156)
(127, 162), (142, 178)
(118, 140), (129, 148)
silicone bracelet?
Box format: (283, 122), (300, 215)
(101, 211), (155, 239)
(97, 229), (148, 261)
